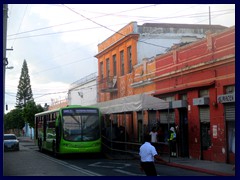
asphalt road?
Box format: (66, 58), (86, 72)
(3, 141), (213, 176)
(3, 143), (100, 176)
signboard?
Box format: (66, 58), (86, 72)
(212, 125), (217, 138)
(63, 108), (98, 115)
(193, 97), (209, 106)
(217, 93), (235, 103)
(172, 100), (188, 108)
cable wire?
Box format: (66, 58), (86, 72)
(62, 4), (168, 49)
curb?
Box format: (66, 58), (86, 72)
(166, 162), (235, 176)
(18, 138), (34, 142)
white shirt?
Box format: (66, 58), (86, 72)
(149, 131), (158, 142)
(139, 142), (158, 162)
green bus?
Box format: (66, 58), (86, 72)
(34, 105), (101, 156)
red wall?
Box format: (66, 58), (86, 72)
(154, 27), (235, 162)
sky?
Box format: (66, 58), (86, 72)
(5, 4), (235, 113)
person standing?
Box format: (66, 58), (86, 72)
(168, 127), (177, 157)
(139, 135), (164, 176)
(149, 127), (158, 143)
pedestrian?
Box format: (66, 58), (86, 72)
(149, 127), (158, 143)
(139, 135), (164, 176)
(168, 126), (177, 157)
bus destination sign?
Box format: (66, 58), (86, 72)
(63, 108), (98, 115)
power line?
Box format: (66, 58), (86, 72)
(31, 56), (94, 76)
(7, 26), (102, 40)
(34, 90), (68, 99)
(6, 79), (98, 101)
(7, 19), (84, 37)
(194, 11), (234, 24)
(6, 6), (234, 41)
(8, 4), (28, 58)
(7, 4), (158, 37)
(10, 4), (28, 36)
(62, 4), (168, 49)
(73, 4), (160, 20)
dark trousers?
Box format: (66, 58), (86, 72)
(141, 162), (157, 176)
(169, 140), (176, 156)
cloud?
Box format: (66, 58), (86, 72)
(5, 4), (235, 113)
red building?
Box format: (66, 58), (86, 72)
(95, 22), (234, 164)
(153, 26), (235, 163)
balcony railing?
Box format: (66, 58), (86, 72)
(98, 76), (118, 93)
(70, 72), (97, 90)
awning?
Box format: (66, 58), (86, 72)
(92, 93), (169, 114)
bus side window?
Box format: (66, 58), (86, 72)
(35, 117), (38, 140)
(43, 115), (47, 141)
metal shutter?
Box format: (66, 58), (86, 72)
(148, 111), (157, 126)
(199, 106), (210, 122)
(225, 103), (235, 121)
(160, 110), (175, 124)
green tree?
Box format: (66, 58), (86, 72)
(16, 59), (33, 109)
(4, 108), (25, 135)
(23, 101), (44, 128)
(4, 113), (11, 132)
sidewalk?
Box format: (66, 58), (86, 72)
(18, 137), (235, 176)
(160, 155), (235, 176)
(18, 136), (34, 142)
(105, 151), (235, 176)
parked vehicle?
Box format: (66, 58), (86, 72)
(4, 134), (20, 151)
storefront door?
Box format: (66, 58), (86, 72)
(179, 108), (189, 157)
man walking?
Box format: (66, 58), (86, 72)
(139, 135), (164, 176)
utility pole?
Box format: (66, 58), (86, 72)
(3, 4), (8, 114)
(209, 6), (211, 26)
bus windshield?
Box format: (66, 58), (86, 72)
(62, 112), (100, 142)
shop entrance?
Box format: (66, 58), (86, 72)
(225, 103), (235, 164)
(199, 106), (211, 160)
(179, 108), (189, 157)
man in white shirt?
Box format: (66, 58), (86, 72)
(139, 135), (164, 176)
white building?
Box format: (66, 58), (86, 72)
(68, 72), (98, 106)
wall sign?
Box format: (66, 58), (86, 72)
(217, 93), (235, 103)
(213, 125), (217, 139)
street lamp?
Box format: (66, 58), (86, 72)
(6, 66), (14, 70)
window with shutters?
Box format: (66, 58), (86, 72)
(120, 50), (124, 76)
(199, 89), (209, 97)
(180, 94), (187, 100)
(113, 54), (117, 76)
(106, 58), (110, 78)
(100, 62), (104, 80)
(127, 46), (132, 73)
(225, 85), (235, 94)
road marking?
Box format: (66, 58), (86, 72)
(114, 169), (144, 176)
(37, 153), (102, 176)
(89, 162), (131, 169)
